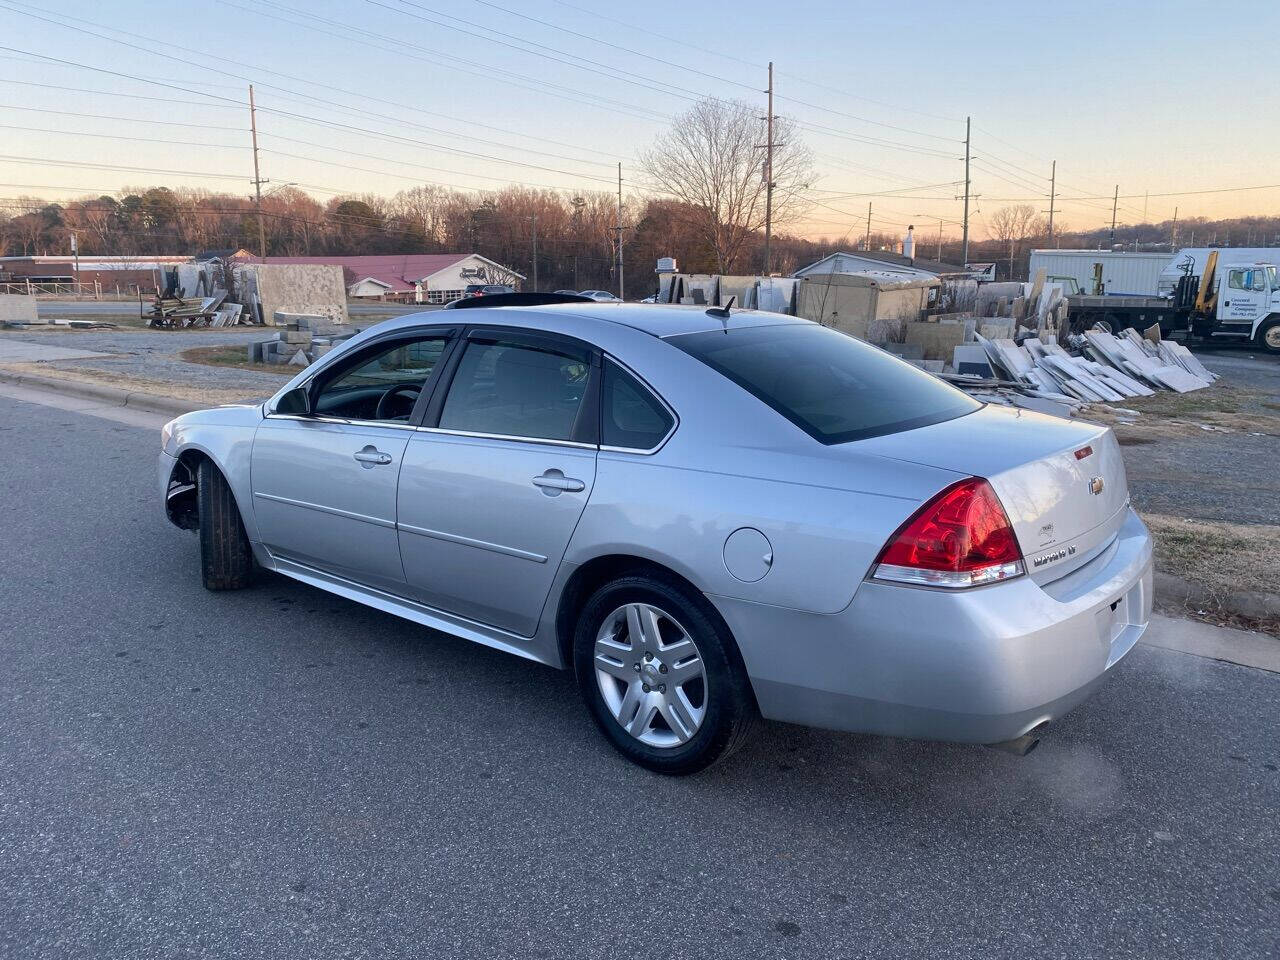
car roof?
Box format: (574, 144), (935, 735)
(482, 302), (807, 338)
(377, 302), (808, 340)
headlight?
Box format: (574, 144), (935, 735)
(161, 418), (178, 454)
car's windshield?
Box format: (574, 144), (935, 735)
(669, 323), (980, 444)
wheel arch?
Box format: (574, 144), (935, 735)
(553, 553), (751, 690)
(165, 440), (256, 538)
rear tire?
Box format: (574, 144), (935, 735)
(574, 573), (757, 775)
(197, 459), (254, 591)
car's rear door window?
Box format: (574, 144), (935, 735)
(438, 337), (593, 442)
(669, 323), (980, 444)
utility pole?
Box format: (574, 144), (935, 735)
(1109, 184), (1119, 247)
(1046, 159), (1056, 247)
(864, 202), (872, 251)
(615, 162), (624, 299)
(763, 61), (775, 276)
(70, 231), (79, 294)
(961, 116), (971, 266)
(570, 194), (585, 290)
(248, 84), (267, 258)
(1171, 205), (1178, 248)
(529, 215), (538, 292)
(936, 217), (943, 261)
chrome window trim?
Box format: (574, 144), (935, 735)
(598, 353), (680, 455)
(262, 413), (419, 432)
(414, 426), (597, 451)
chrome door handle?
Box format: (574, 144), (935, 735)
(353, 446), (393, 466)
(532, 469), (585, 494)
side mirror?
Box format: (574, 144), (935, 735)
(276, 386), (311, 416)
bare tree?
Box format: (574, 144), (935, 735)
(987, 204), (1045, 280)
(641, 98), (813, 274)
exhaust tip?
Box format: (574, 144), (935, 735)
(987, 722), (1049, 757)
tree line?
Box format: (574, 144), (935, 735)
(4, 96), (1276, 293)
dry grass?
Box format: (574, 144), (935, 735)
(0, 362), (265, 406)
(1086, 383), (1280, 441)
(1144, 513), (1280, 636)
(179, 345), (295, 376)
(1144, 513), (1278, 598)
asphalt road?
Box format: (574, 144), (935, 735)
(2, 394), (1278, 960)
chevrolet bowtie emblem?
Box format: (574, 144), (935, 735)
(1088, 476), (1105, 496)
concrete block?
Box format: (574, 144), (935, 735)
(0, 294), (38, 323)
(248, 341), (264, 363)
(310, 344), (333, 359)
(288, 349), (310, 367)
(953, 344), (993, 377)
(247, 264), (349, 327)
(904, 321), (968, 361)
(281, 329), (313, 345)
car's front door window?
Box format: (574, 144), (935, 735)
(437, 338), (591, 442)
(313, 336), (448, 423)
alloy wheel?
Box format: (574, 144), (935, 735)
(593, 602), (707, 748)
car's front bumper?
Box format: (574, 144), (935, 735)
(710, 507), (1153, 745)
(158, 449), (179, 522)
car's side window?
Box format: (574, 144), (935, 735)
(312, 336), (449, 422)
(601, 359), (674, 450)
(438, 337), (591, 442)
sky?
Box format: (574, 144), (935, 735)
(2, 0), (1278, 244)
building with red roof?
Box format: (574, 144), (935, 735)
(235, 253), (523, 303)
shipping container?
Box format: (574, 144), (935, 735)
(1028, 250), (1173, 297)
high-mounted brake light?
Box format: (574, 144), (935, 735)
(872, 477), (1024, 589)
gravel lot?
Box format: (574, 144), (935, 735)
(1118, 351), (1280, 526)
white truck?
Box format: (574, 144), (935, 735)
(1061, 251), (1280, 353)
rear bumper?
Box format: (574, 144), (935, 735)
(711, 507), (1153, 744)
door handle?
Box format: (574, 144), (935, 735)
(532, 469), (585, 494)
(353, 446), (393, 466)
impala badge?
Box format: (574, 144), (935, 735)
(1088, 476), (1105, 496)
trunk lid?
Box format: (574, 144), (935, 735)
(857, 404), (1129, 583)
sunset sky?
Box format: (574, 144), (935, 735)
(2, 0), (1277, 242)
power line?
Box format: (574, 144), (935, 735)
(545, 0), (963, 123)
(0, 122), (247, 150)
(0, 47), (620, 187)
(467, 0), (959, 143)
(0, 103), (246, 130)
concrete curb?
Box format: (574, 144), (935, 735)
(0, 368), (200, 418)
(1154, 571), (1280, 622)
(1143, 614), (1280, 674)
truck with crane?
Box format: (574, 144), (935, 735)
(1058, 251), (1280, 354)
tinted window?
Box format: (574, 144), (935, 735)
(312, 335), (447, 421)
(669, 323), (980, 444)
(439, 339), (590, 441)
(602, 360), (673, 449)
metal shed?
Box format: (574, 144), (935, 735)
(796, 270), (940, 334)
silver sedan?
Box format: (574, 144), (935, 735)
(159, 302), (1152, 773)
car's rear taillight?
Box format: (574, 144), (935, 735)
(872, 477), (1024, 589)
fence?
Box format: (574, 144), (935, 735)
(0, 280), (136, 299)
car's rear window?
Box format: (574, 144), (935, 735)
(668, 323), (980, 444)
